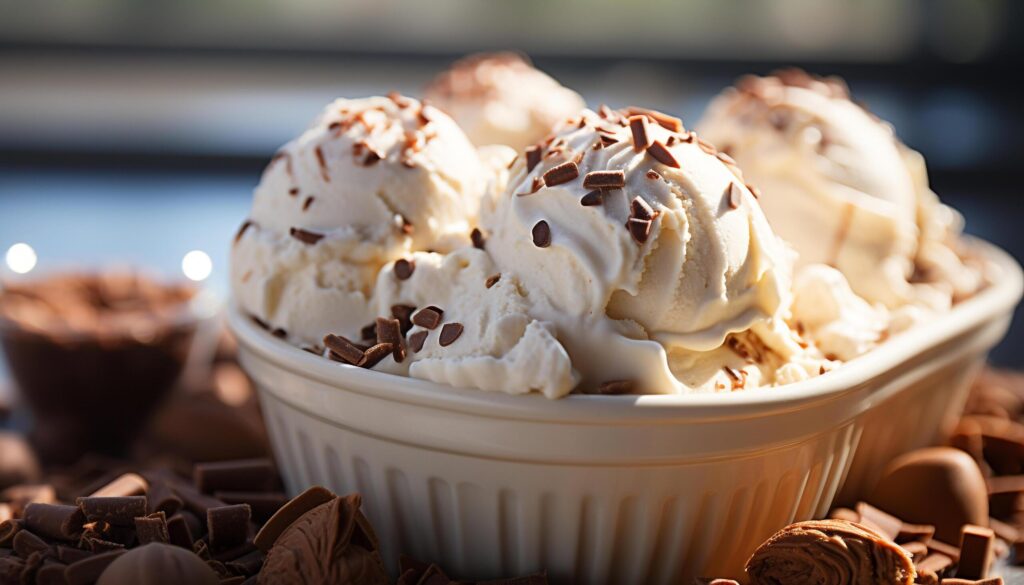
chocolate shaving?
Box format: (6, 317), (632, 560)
(627, 218), (653, 244)
(323, 334), (365, 365)
(583, 170), (625, 190)
(359, 343), (393, 368)
(727, 183), (742, 209)
(77, 496), (147, 526)
(390, 304), (416, 335)
(289, 227), (324, 245)
(647, 140), (680, 168)
(471, 228), (486, 249)
(234, 220), (253, 244)
(581, 190), (604, 206)
(302, 196), (315, 211)
(376, 317), (406, 363)
(532, 221), (552, 248)
(485, 274), (501, 288)
(624, 107), (684, 132)
(525, 146), (542, 173)
(543, 161), (580, 187)
(630, 197), (655, 221)
(628, 115), (652, 151)
(408, 331), (428, 353)
(646, 170), (661, 180)
(439, 323), (463, 347)
(600, 134), (619, 147)
(394, 258), (415, 280)
(135, 511), (170, 545)
(208, 505), (251, 551)
(412, 306), (443, 330)
(314, 146), (330, 182)
(288, 187), (299, 197)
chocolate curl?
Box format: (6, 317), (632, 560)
(746, 520), (915, 585)
(23, 503), (85, 541)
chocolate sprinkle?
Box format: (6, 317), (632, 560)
(647, 140), (680, 168)
(302, 196), (315, 211)
(517, 176), (545, 197)
(288, 187), (299, 197)
(234, 220), (253, 244)
(390, 304), (416, 335)
(412, 306), (444, 330)
(323, 334), (365, 365)
(408, 331), (428, 353)
(485, 273), (501, 288)
(376, 317), (405, 363)
(525, 146), (542, 173)
(582, 170), (625, 190)
(289, 227), (324, 245)
(394, 258), (415, 280)
(646, 170), (661, 180)
(627, 218), (653, 244)
(439, 323), (464, 347)
(631, 197), (655, 221)
(360, 323), (377, 341)
(728, 183), (742, 209)
(532, 221), (551, 248)
(359, 343), (393, 368)
(625, 107), (684, 132)
(314, 146), (330, 182)
(628, 115), (652, 152)
(580, 190), (604, 206)
(471, 228), (486, 250)
(543, 161), (580, 187)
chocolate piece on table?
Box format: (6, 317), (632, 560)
(260, 493), (389, 585)
(867, 447), (989, 544)
(957, 524), (995, 580)
(23, 502), (85, 541)
(77, 496), (148, 526)
(95, 543), (219, 585)
(64, 549), (126, 585)
(254, 486), (335, 552)
(0, 432), (42, 490)
(745, 520), (914, 585)
(135, 511), (170, 545)
(194, 459), (276, 495)
(207, 504), (251, 551)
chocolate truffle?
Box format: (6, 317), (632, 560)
(745, 519), (914, 585)
(96, 543), (219, 585)
(258, 493), (388, 585)
(867, 447), (988, 544)
(0, 431), (41, 490)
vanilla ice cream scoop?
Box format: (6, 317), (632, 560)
(231, 95), (488, 346)
(424, 52), (586, 151)
(698, 70), (982, 311)
(483, 107), (822, 393)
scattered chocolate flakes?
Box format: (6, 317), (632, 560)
(627, 218), (653, 244)
(234, 220), (253, 244)
(408, 331), (428, 353)
(628, 115), (652, 152)
(624, 107), (684, 132)
(288, 187), (299, 197)
(727, 183), (742, 210)
(376, 317), (406, 363)
(390, 304), (416, 336)
(630, 197), (655, 221)
(593, 380), (635, 395)
(394, 258), (415, 280)
(647, 140), (680, 168)
(582, 170), (625, 190)
(517, 176), (545, 197)
(360, 323), (377, 342)
(359, 343), (394, 368)
(646, 170), (661, 180)
(411, 306), (443, 330)
(580, 190), (604, 207)
(323, 334), (365, 366)
(438, 323), (464, 347)
(525, 146), (542, 173)
(471, 228), (486, 250)
(532, 221), (552, 248)
(314, 146), (330, 182)
(543, 161), (580, 187)
(289, 227), (324, 245)
(302, 196), (315, 211)
(485, 273), (501, 288)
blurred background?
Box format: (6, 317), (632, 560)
(1, 0), (1023, 364)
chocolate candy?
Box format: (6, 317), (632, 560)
(957, 524), (995, 580)
(96, 543), (219, 585)
(745, 519), (914, 585)
(867, 447), (988, 544)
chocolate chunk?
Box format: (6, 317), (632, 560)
(207, 504), (251, 551)
(358, 343), (393, 368)
(627, 218), (653, 244)
(390, 304), (416, 335)
(485, 274), (501, 289)
(647, 140), (680, 168)
(439, 323), (464, 347)
(630, 197), (655, 221)
(89, 473), (148, 498)
(408, 331), (428, 353)
(628, 115), (651, 151)
(471, 228), (486, 249)
(542, 161), (579, 187)
(394, 258), (415, 280)
(146, 481), (183, 517)
(23, 503), (85, 541)
(77, 496), (147, 526)
(213, 491), (288, 524)
(727, 183), (742, 210)
(194, 459), (276, 494)
(323, 334), (365, 366)
(746, 520), (914, 585)
(360, 323), (377, 342)
(135, 511), (170, 545)
(582, 170), (625, 190)
(532, 221), (551, 248)
(518, 176), (545, 197)
(580, 190), (604, 206)
(288, 227), (324, 245)
(375, 317), (406, 363)
(64, 549), (125, 585)
(867, 447), (989, 544)
(166, 514), (194, 549)
(254, 487), (336, 552)
(94, 543), (219, 585)
(957, 524), (994, 579)
(525, 146), (542, 173)
(259, 494), (388, 585)
(412, 307), (443, 330)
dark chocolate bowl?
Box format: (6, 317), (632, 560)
(0, 271), (206, 463)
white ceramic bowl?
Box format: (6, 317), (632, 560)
(230, 238), (1021, 584)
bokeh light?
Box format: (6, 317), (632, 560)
(5, 242), (38, 274)
(181, 249), (213, 282)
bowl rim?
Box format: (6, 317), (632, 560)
(229, 236), (1022, 421)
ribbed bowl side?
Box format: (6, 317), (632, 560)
(835, 354), (984, 505)
(258, 388), (860, 585)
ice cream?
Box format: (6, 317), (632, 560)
(698, 70), (983, 317)
(424, 52), (586, 151)
(481, 107), (829, 393)
(231, 94), (489, 347)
